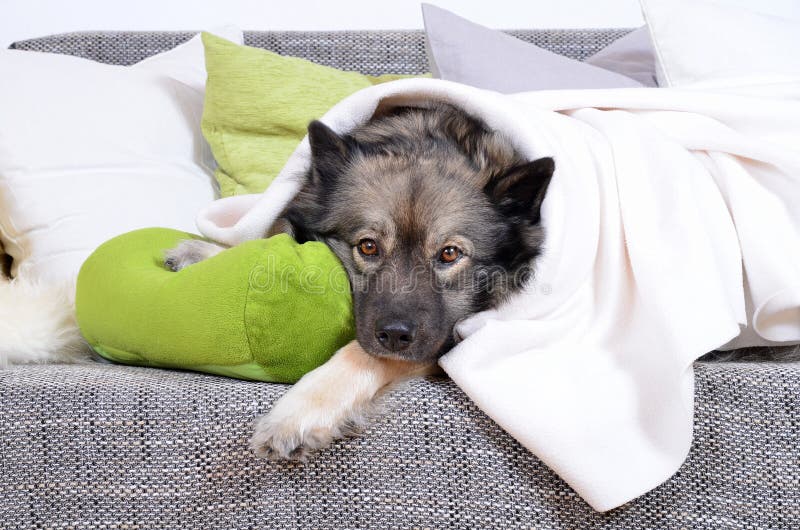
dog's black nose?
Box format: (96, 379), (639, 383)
(375, 319), (417, 352)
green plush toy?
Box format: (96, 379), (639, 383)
(76, 228), (355, 383)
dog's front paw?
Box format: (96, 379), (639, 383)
(250, 411), (337, 461)
(250, 379), (370, 461)
(163, 239), (225, 271)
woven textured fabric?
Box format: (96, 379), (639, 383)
(0, 361), (798, 529)
(9, 29), (632, 74)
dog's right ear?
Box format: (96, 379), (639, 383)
(308, 120), (351, 187)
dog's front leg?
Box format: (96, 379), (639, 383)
(251, 340), (436, 460)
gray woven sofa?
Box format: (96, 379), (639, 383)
(2, 29), (799, 529)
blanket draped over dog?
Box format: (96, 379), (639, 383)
(197, 78), (800, 511)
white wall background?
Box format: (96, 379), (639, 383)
(1, 0), (645, 48)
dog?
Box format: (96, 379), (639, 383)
(164, 103), (555, 460)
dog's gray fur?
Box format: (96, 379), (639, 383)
(276, 104), (553, 361)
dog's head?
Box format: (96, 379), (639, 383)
(285, 110), (553, 363)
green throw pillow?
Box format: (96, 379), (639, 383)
(76, 228), (355, 383)
(201, 32), (420, 196)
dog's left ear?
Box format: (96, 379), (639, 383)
(485, 157), (554, 222)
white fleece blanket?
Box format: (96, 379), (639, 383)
(197, 77), (800, 511)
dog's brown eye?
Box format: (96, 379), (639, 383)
(358, 239), (379, 257)
(439, 246), (462, 264)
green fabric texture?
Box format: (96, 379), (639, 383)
(76, 228), (355, 383)
(201, 32), (419, 196)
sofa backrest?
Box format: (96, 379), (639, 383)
(9, 29), (633, 74)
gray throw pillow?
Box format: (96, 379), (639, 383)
(585, 27), (658, 87)
(422, 4), (655, 92)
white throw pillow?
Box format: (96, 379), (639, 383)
(640, 0), (800, 87)
(0, 27), (242, 282)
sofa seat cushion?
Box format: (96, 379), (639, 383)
(1, 362), (798, 528)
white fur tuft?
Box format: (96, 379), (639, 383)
(0, 277), (92, 367)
